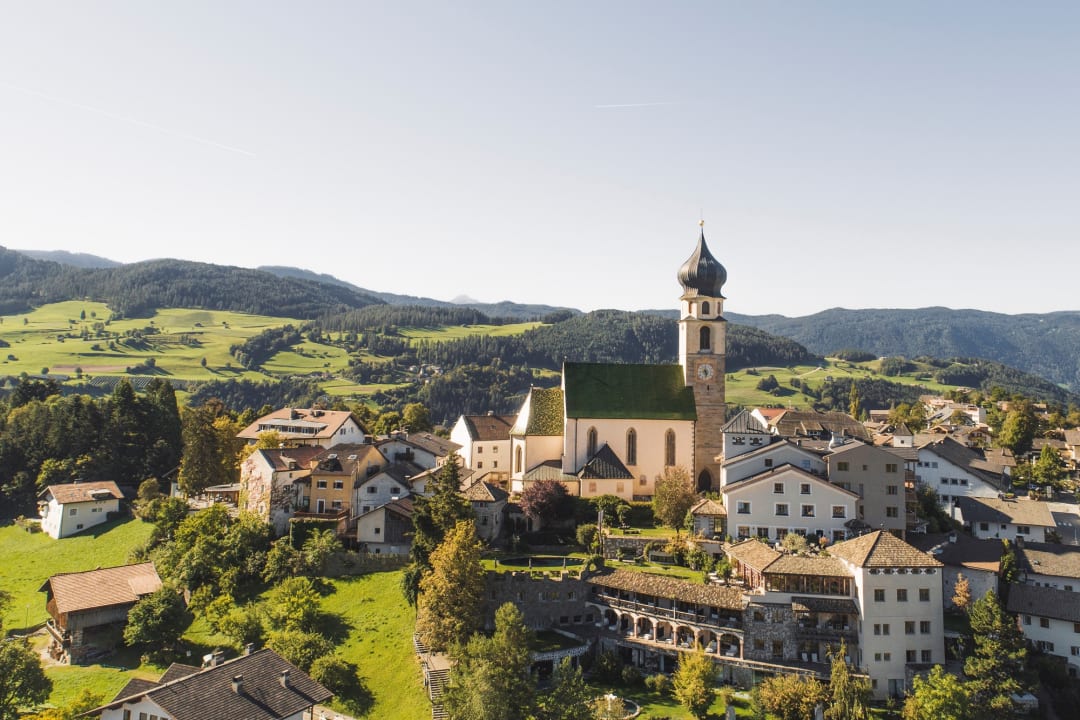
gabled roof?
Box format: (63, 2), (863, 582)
(1006, 583), (1080, 623)
(310, 444), (385, 476)
(690, 498), (726, 517)
(721, 438), (824, 467)
(522, 459), (578, 483)
(362, 461), (426, 487)
(254, 446), (322, 473)
(769, 410), (870, 441)
(1015, 541), (1080, 580)
(829, 531), (942, 568)
(725, 539), (782, 572)
(512, 387), (565, 436)
(588, 570), (745, 610)
(721, 409), (769, 434)
(723, 463), (858, 498)
(237, 408), (361, 442)
(403, 432), (460, 457)
(766, 555), (851, 578)
(358, 496), (415, 520)
(41, 562), (161, 615)
(40, 480), (123, 505)
(90, 649), (332, 720)
(463, 480), (509, 503)
(956, 496), (1057, 528)
(459, 414), (516, 442)
(578, 444), (634, 480)
(1063, 428), (1080, 447)
(563, 362), (696, 421)
(919, 437), (1006, 489)
(907, 533), (1003, 573)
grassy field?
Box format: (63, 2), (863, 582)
(0, 518), (153, 633)
(724, 358), (951, 410)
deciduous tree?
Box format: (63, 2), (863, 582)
(403, 455), (473, 605)
(123, 587), (192, 650)
(825, 641), (870, 720)
(672, 646), (718, 719)
(902, 665), (971, 720)
(415, 520), (485, 652)
(536, 658), (593, 720)
(952, 573), (972, 612)
(759, 673), (827, 720)
(519, 479), (568, 524)
(0, 639), (52, 720)
(653, 466), (697, 536)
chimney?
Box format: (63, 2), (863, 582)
(244, 642), (255, 656)
(231, 675), (244, 694)
(279, 670), (291, 689)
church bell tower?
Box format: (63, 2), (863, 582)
(677, 222), (727, 492)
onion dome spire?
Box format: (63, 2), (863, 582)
(677, 221), (727, 298)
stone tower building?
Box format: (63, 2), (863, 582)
(677, 223), (728, 492)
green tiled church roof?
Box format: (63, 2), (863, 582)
(512, 387), (564, 436)
(563, 362), (696, 421)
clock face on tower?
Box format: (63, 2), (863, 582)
(697, 362), (714, 380)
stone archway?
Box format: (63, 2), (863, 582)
(696, 469), (713, 493)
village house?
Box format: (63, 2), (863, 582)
(38, 480), (124, 539)
(1006, 583), (1080, 678)
(463, 479), (509, 542)
(914, 436), (1010, 506)
(239, 446), (321, 535)
(721, 464), (859, 543)
(450, 412), (515, 480)
(87, 648), (332, 720)
(689, 498), (727, 539)
(236, 407), (366, 448)
(356, 497), (414, 556)
(759, 409), (871, 443)
(40, 562), (162, 663)
(354, 460), (423, 515)
(955, 496), (1059, 543)
(825, 440), (915, 536)
(908, 532), (1002, 610)
(1014, 539), (1080, 591)
(376, 431), (460, 469)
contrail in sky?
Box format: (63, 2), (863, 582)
(0, 80), (257, 157)
(594, 102), (678, 109)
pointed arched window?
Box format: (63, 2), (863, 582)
(626, 428), (637, 466)
(699, 326), (711, 351)
(515, 446), (523, 473)
(587, 427), (598, 457)
(665, 429), (676, 466)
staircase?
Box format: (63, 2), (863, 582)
(415, 634), (450, 720)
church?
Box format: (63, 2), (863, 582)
(509, 224), (729, 501)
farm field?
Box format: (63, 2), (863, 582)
(397, 322), (541, 342)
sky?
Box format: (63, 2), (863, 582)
(2, 1), (1079, 317)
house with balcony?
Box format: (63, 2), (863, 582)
(1007, 583), (1080, 678)
(239, 446), (321, 535)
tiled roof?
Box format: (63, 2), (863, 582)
(829, 531), (942, 568)
(463, 480), (509, 503)
(310, 444), (386, 477)
(588, 570), (746, 610)
(461, 414), (516, 442)
(1063, 429), (1080, 447)
(690, 498), (726, 517)
(158, 664), (202, 683)
(956, 496), (1057, 528)
(766, 555), (851, 578)
(364, 461), (426, 486)
(404, 432), (460, 457)
(579, 444), (634, 480)
(920, 437), (1006, 489)
(883, 446), (919, 462)
(725, 539), (782, 572)
(721, 410), (769, 434)
(722, 438), (823, 467)
(512, 387), (565, 436)
(522, 460), (578, 483)
(237, 408), (359, 441)
(256, 447), (322, 473)
(41, 562), (161, 615)
(770, 410), (869, 441)
(41, 480), (123, 505)
(1006, 583), (1080, 623)
(907, 533), (1003, 573)
(95, 649), (332, 720)
(1016, 541), (1080, 580)
(563, 362), (696, 421)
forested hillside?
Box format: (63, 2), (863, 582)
(0, 248), (384, 318)
(728, 307), (1080, 390)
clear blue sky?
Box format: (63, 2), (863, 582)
(2, 2), (1078, 316)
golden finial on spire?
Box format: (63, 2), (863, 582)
(699, 219), (705, 228)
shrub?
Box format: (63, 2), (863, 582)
(645, 673), (671, 695)
(621, 664), (643, 686)
(576, 523), (598, 550)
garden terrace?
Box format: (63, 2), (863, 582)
(760, 555), (853, 596)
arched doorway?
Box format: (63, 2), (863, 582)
(697, 469), (713, 493)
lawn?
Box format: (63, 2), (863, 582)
(397, 322), (541, 342)
(0, 517), (154, 633)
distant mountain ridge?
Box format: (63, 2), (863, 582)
(725, 307), (1080, 391)
(17, 249), (121, 268)
(258, 264), (578, 320)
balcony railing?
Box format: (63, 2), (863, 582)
(589, 593), (743, 630)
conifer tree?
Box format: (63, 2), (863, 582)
(415, 520), (484, 652)
(964, 590), (1028, 714)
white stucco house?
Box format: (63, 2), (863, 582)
(955, 496), (1058, 543)
(236, 407), (367, 448)
(38, 481), (124, 539)
(450, 413), (515, 479)
(1008, 583), (1080, 677)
